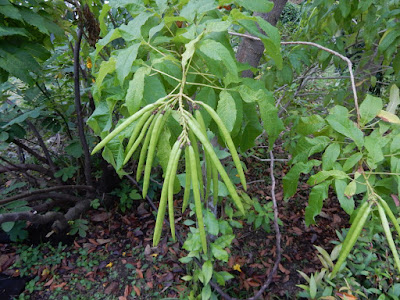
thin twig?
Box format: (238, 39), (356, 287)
(228, 32), (360, 125)
(251, 155), (289, 162)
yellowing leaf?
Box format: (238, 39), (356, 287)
(87, 57), (92, 69)
(233, 264), (242, 272)
(106, 262), (113, 268)
(377, 110), (400, 124)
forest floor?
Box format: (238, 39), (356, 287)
(0, 147), (350, 300)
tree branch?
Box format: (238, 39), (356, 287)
(74, 27), (93, 187)
(0, 185), (94, 205)
(11, 139), (48, 164)
(0, 211), (67, 232)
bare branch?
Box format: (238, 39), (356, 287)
(12, 139), (48, 164)
(0, 163), (52, 176)
(0, 185), (94, 205)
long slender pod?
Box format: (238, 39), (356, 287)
(153, 140), (180, 246)
(188, 145), (208, 254)
(123, 114), (155, 165)
(187, 117), (245, 215)
(125, 111), (152, 152)
(199, 102), (247, 190)
(136, 112), (161, 181)
(377, 203), (400, 273)
(143, 109), (171, 197)
(182, 147), (192, 213)
(331, 201), (372, 278)
(377, 196), (400, 237)
(92, 102), (160, 154)
(168, 146), (182, 241)
(195, 110), (212, 201)
(212, 165), (219, 206)
(188, 130), (204, 199)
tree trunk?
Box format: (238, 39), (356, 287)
(236, 0), (288, 77)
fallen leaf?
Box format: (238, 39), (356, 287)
(136, 268), (144, 279)
(91, 212), (111, 222)
(44, 277), (54, 287)
(336, 292), (357, 300)
(105, 282), (119, 295)
(97, 238), (112, 245)
(278, 263), (290, 275)
(133, 285), (141, 296)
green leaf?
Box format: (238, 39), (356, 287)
(198, 39), (238, 84)
(65, 141), (83, 158)
(216, 91), (236, 133)
(202, 261), (213, 285)
(125, 67), (151, 115)
(283, 160), (321, 200)
(211, 244), (229, 262)
(201, 284), (211, 300)
(344, 180), (357, 198)
(342, 152), (363, 172)
(387, 84), (400, 114)
(338, 0), (351, 17)
(98, 3), (111, 35)
(96, 57), (116, 90)
(326, 106), (364, 148)
(119, 12), (152, 41)
(305, 181), (330, 225)
(295, 115), (326, 136)
(359, 95), (383, 125)
(182, 32), (204, 69)
(1, 221), (14, 232)
(95, 29), (122, 58)
(204, 210), (219, 236)
(258, 91), (283, 146)
(235, 0), (274, 13)
(322, 143), (340, 170)
(116, 43), (140, 84)
(0, 26), (28, 37)
(307, 170), (348, 186)
(364, 130), (385, 169)
(309, 274), (317, 299)
(335, 179), (354, 215)
(214, 234), (235, 248)
(180, 0), (216, 22)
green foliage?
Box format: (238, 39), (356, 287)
(68, 219), (89, 237)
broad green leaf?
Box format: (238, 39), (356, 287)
(240, 103), (263, 151)
(0, 4), (22, 20)
(342, 152), (363, 172)
(305, 181), (330, 225)
(235, 0), (273, 13)
(379, 28), (400, 53)
(202, 284), (211, 300)
(364, 131), (384, 169)
(258, 91), (283, 146)
(0, 26), (28, 37)
(322, 143), (340, 170)
(310, 275), (317, 299)
(95, 29), (122, 58)
(283, 160), (321, 200)
(295, 115), (326, 136)
(182, 32), (204, 69)
(198, 39), (238, 84)
(202, 261), (213, 285)
(377, 110), (400, 124)
(326, 106), (364, 148)
(125, 67), (151, 114)
(216, 91), (236, 133)
(236, 85), (264, 103)
(335, 179), (354, 214)
(1, 221), (14, 232)
(204, 210), (219, 236)
(291, 136), (331, 164)
(180, 0), (216, 22)
(307, 170), (348, 186)
(155, 0), (168, 14)
(96, 57), (116, 90)
(119, 12), (152, 41)
(359, 95), (382, 125)
(213, 234), (235, 248)
(387, 84), (400, 114)
(211, 245), (229, 262)
(338, 0), (351, 17)
(391, 135), (400, 153)
(116, 43), (140, 84)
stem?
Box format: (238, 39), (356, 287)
(74, 28), (93, 187)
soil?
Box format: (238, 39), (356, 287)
(0, 151), (350, 299)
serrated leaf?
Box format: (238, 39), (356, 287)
(359, 95), (383, 125)
(198, 39), (238, 84)
(307, 170), (348, 186)
(216, 91), (236, 133)
(305, 181), (330, 225)
(119, 12), (152, 41)
(326, 106), (364, 148)
(258, 91), (283, 146)
(116, 43), (140, 84)
(125, 67), (151, 114)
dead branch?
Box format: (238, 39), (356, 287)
(12, 139), (48, 164)
(0, 185), (94, 205)
(0, 163), (53, 177)
(0, 211), (67, 232)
